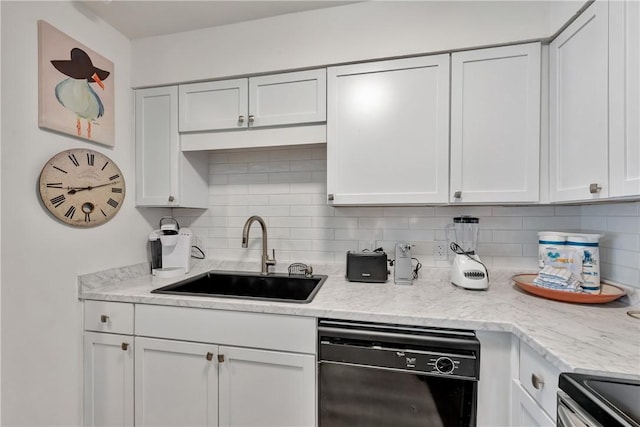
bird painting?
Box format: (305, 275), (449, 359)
(50, 48), (110, 139)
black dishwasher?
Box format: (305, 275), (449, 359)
(318, 319), (480, 427)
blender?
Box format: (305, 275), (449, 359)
(445, 216), (489, 290)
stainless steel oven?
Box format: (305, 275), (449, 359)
(558, 373), (640, 427)
(318, 319), (480, 427)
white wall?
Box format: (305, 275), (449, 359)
(0, 2), (163, 425)
(132, 1), (586, 87)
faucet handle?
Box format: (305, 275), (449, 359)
(266, 249), (276, 265)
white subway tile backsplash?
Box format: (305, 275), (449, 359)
(601, 232), (640, 251)
(269, 171), (313, 184)
(491, 206), (555, 216)
(481, 216), (523, 230)
(606, 216), (640, 234)
(248, 183), (290, 194)
(383, 207), (435, 217)
(522, 216), (580, 230)
(382, 228), (434, 242)
(269, 194), (314, 206)
(290, 205), (335, 217)
(189, 148), (640, 288)
(228, 173), (269, 184)
(582, 202), (639, 216)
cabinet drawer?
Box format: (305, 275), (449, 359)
(135, 304), (316, 354)
(84, 301), (134, 335)
(519, 341), (561, 418)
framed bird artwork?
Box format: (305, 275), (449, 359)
(38, 20), (115, 147)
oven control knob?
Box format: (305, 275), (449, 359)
(435, 357), (455, 374)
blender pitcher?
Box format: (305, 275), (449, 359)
(446, 216), (480, 254)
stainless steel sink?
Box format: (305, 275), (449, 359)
(151, 270), (327, 303)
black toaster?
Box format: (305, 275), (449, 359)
(346, 251), (389, 283)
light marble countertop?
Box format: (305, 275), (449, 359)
(79, 259), (640, 379)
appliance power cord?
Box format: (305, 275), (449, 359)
(449, 242), (490, 283)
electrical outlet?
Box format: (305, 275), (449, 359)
(434, 242), (447, 260)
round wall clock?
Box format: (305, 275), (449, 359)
(38, 148), (125, 227)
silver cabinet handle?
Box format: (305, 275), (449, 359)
(248, 115), (255, 125)
(531, 373), (544, 390)
(238, 115), (245, 124)
(589, 183), (602, 194)
(206, 352), (214, 361)
(217, 354), (225, 363)
(100, 315), (109, 323)
(168, 195), (175, 202)
(453, 191), (462, 199)
(327, 194), (334, 202)
(121, 343), (129, 351)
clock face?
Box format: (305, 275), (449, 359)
(39, 148), (125, 227)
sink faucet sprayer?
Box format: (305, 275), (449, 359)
(241, 215), (276, 274)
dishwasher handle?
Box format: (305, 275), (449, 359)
(319, 325), (479, 353)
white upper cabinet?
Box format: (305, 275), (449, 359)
(450, 42), (541, 203)
(179, 69), (326, 132)
(179, 79), (248, 132)
(249, 70), (326, 127)
(135, 86), (208, 208)
(327, 55), (450, 205)
(550, 0), (609, 202)
(609, 0), (640, 198)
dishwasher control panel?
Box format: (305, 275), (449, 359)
(318, 319), (480, 381)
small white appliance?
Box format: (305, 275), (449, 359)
(446, 216), (489, 290)
(148, 216), (192, 276)
(394, 242), (413, 285)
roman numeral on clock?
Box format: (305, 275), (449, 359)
(69, 154), (80, 167)
(50, 194), (65, 207)
(109, 174), (120, 181)
(112, 188), (123, 193)
(64, 206), (76, 219)
(46, 183), (63, 189)
(107, 198), (119, 208)
(84, 212), (91, 222)
(87, 153), (95, 166)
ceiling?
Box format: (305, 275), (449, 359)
(78, 1), (358, 40)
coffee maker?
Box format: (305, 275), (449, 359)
(446, 216), (489, 290)
(149, 216), (193, 276)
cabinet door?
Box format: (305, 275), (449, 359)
(135, 337), (218, 427)
(511, 380), (555, 427)
(550, 0), (609, 202)
(218, 346), (315, 427)
(327, 55), (450, 205)
(135, 86), (179, 206)
(249, 69), (326, 127)
(179, 79), (248, 132)
(450, 42), (541, 203)
(610, 0), (640, 197)
(84, 332), (133, 427)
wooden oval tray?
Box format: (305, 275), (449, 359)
(512, 274), (626, 304)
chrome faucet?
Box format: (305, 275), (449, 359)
(241, 215), (276, 274)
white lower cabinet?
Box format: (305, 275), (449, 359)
(135, 337), (218, 427)
(511, 380), (555, 427)
(134, 305), (317, 427)
(83, 332), (134, 427)
(511, 341), (561, 426)
(218, 346), (315, 427)
(134, 337), (315, 427)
